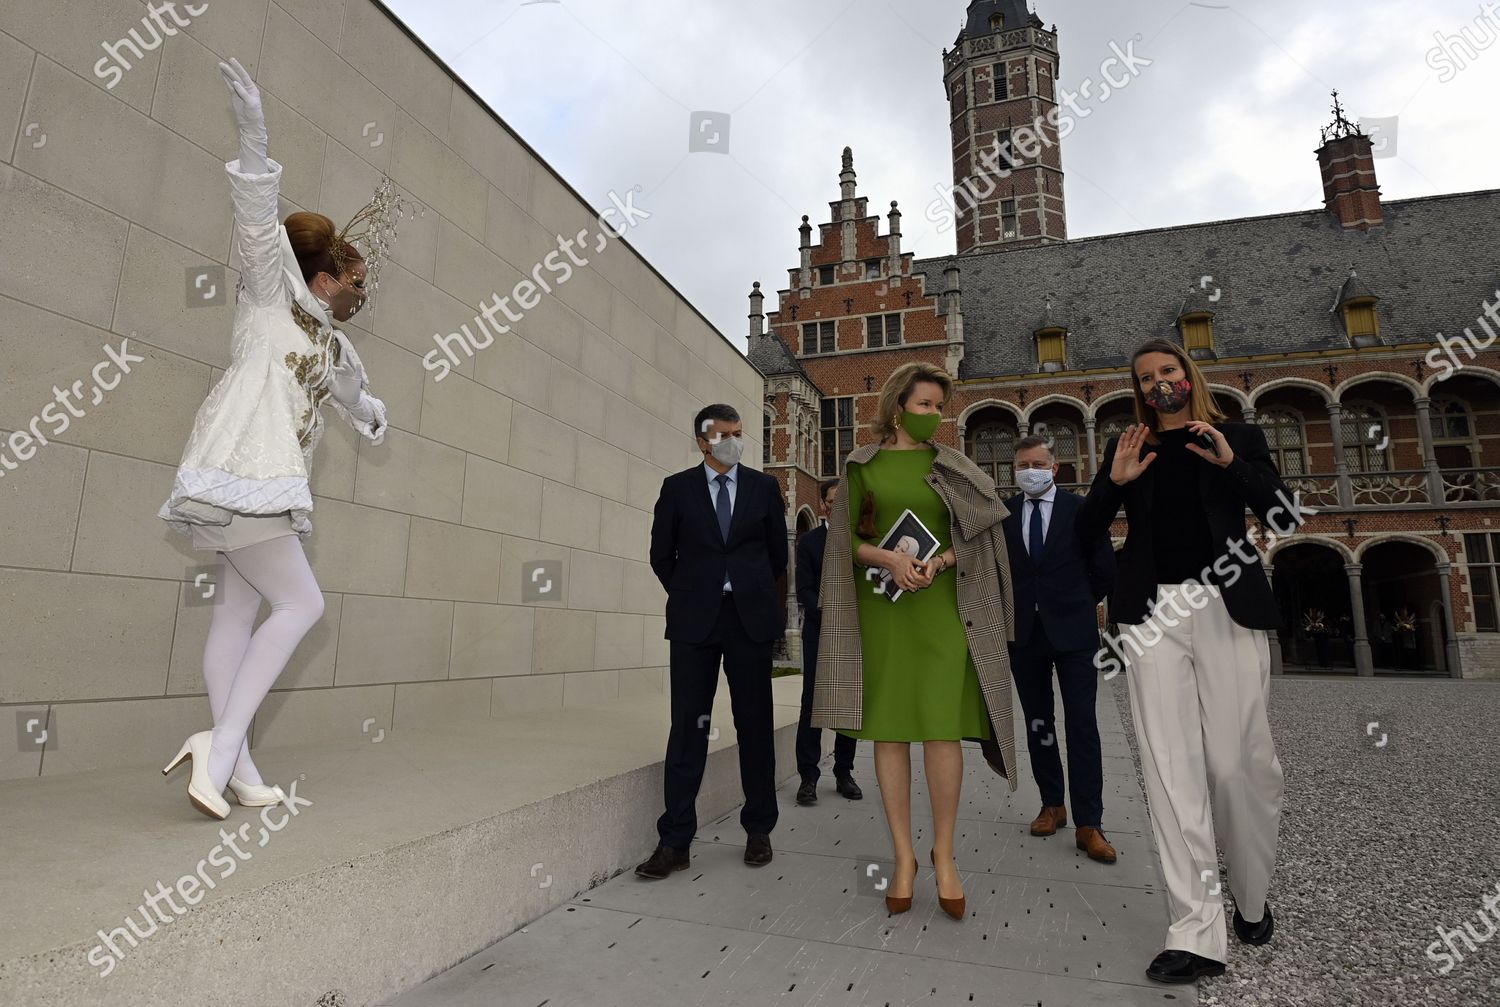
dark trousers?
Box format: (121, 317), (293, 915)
(657, 592), (778, 849)
(795, 628), (856, 781)
(1009, 612), (1104, 827)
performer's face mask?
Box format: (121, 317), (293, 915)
(316, 270), (367, 322)
(1144, 378), (1192, 414)
(900, 409), (941, 442)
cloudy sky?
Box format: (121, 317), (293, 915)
(384, 0), (1500, 352)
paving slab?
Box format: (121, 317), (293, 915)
(388, 679), (1191, 1006)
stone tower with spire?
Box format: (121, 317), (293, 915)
(941, 1), (1066, 253)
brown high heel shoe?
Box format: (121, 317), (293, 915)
(885, 856), (919, 914)
(930, 848), (966, 920)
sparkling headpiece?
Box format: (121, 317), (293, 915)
(330, 176), (423, 301)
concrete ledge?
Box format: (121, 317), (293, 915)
(0, 675), (810, 1006)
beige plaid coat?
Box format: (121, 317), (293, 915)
(810, 440), (1019, 789)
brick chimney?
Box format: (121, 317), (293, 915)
(1315, 90), (1383, 231)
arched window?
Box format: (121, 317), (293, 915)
(1340, 402), (1391, 473)
(1096, 413), (1132, 468)
(1031, 418), (1081, 484)
(969, 421), (1016, 487)
(1429, 396), (1476, 469)
(1256, 408), (1308, 476)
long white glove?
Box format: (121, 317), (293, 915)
(219, 57), (268, 175)
(325, 333), (387, 442)
(326, 352), (364, 407)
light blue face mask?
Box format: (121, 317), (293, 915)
(1016, 468), (1054, 496)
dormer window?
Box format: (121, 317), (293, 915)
(1334, 268), (1381, 346)
(1341, 298), (1379, 344)
(990, 13), (1005, 30)
(1034, 299), (1067, 372)
(1175, 287), (1217, 358)
(1036, 327), (1067, 371)
(818, 265), (835, 286)
(1178, 312), (1215, 356)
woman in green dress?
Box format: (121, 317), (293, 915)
(832, 362), (1006, 920)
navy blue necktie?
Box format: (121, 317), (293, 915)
(1028, 498), (1044, 563)
(715, 473), (732, 541)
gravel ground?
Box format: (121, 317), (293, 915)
(1111, 674), (1500, 1006)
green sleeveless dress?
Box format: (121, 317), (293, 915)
(836, 446), (993, 742)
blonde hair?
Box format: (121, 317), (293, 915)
(1130, 338), (1224, 442)
(871, 362), (954, 443)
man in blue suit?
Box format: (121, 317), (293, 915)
(1003, 434), (1118, 863)
(793, 479), (861, 805)
(637, 404), (789, 879)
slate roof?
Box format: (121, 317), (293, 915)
(911, 189), (1500, 378)
(959, 1), (1041, 40)
(746, 327), (812, 382)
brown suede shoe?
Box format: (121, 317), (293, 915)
(1075, 826), (1117, 864)
(1030, 805), (1067, 837)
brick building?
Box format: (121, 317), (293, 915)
(748, 0), (1500, 678)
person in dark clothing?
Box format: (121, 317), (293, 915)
(1078, 339), (1294, 985)
(794, 480), (862, 805)
(1002, 434), (1117, 863)
(636, 404), (789, 880)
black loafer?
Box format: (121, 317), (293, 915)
(834, 773), (863, 800)
(796, 779), (818, 805)
(744, 833), (773, 866)
(1145, 949), (1225, 984)
(1233, 903), (1275, 945)
(634, 843), (689, 880)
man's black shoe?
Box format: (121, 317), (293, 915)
(1233, 903), (1275, 945)
(834, 772), (863, 800)
(634, 843), (689, 880)
(1145, 949), (1225, 984)
(796, 778), (818, 805)
(744, 833), (773, 866)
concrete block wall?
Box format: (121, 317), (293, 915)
(0, 0), (765, 779)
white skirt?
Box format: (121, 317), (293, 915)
(190, 511), (298, 552)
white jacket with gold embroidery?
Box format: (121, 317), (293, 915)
(158, 157), (387, 539)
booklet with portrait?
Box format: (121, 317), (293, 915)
(865, 508), (941, 602)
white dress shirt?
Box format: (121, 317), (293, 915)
(704, 461), (739, 590)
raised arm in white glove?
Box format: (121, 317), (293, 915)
(219, 57), (268, 175)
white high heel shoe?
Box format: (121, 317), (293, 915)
(162, 731), (230, 820)
(227, 776), (286, 807)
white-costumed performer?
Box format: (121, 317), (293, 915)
(160, 58), (397, 819)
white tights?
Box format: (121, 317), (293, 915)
(201, 535), (325, 791)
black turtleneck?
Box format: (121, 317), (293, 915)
(1148, 427), (1216, 584)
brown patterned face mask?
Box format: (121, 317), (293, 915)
(1144, 378), (1192, 414)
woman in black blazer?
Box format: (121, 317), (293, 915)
(1077, 338), (1291, 986)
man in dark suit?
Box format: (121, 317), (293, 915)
(793, 479), (861, 805)
(637, 404), (789, 879)
(1003, 434), (1119, 863)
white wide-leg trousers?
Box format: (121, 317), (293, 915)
(1123, 583), (1284, 963)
